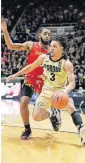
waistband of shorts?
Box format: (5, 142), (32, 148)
(24, 82), (34, 88)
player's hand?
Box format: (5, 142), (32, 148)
(38, 75), (46, 80)
(1, 18), (7, 32)
(6, 74), (16, 82)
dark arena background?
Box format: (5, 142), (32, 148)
(1, 0), (85, 163)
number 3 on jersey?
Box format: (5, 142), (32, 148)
(50, 73), (55, 81)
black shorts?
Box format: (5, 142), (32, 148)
(20, 83), (34, 98)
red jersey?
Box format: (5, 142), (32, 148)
(24, 42), (48, 93)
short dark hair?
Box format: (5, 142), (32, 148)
(56, 36), (67, 50)
(36, 27), (44, 41)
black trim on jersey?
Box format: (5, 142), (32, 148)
(49, 53), (68, 62)
(62, 53), (68, 60)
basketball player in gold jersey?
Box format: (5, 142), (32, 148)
(7, 37), (85, 144)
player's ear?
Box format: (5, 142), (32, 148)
(59, 42), (63, 51)
(35, 30), (40, 41)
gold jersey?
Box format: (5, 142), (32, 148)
(42, 54), (67, 91)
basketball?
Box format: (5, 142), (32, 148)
(51, 91), (69, 110)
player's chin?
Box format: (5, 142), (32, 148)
(44, 40), (50, 44)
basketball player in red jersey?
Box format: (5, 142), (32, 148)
(1, 18), (61, 139)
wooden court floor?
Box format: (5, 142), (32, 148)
(1, 100), (85, 163)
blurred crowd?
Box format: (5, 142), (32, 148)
(15, 1), (85, 33)
(1, 0), (85, 90)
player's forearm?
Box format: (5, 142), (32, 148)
(65, 82), (75, 94)
(3, 30), (14, 49)
(13, 65), (32, 77)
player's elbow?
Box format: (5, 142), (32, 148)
(7, 43), (14, 50)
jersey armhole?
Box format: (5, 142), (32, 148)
(27, 42), (34, 55)
(62, 60), (67, 72)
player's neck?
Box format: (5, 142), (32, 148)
(50, 54), (62, 62)
(38, 42), (48, 50)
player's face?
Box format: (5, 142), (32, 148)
(40, 29), (51, 45)
(49, 41), (62, 59)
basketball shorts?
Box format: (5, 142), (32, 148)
(20, 83), (34, 98)
(35, 88), (54, 110)
(35, 87), (73, 110)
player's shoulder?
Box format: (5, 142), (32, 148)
(64, 59), (74, 72)
(65, 59), (73, 66)
(23, 40), (33, 45)
(23, 41), (34, 50)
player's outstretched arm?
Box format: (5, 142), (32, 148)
(7, 54), (45, 81)
(1, 18), (33, 51)
(64, 60), (75, 94)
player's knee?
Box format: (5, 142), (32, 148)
(20, 97), (29, 108)
(69, 98), (74, 105)
(32, 107), (42, 121)
(32, 112), (40, 121)
(65, 97), (76, 114)
(66, 103), (76, 114)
